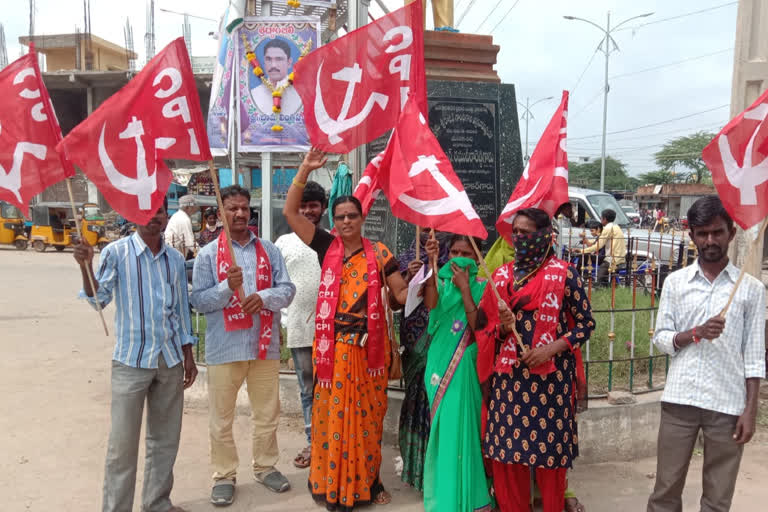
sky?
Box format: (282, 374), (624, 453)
(2, 0), (740, 177)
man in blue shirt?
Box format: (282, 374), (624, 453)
(74, 197), (197, 512)
(192, 185), (296, 506)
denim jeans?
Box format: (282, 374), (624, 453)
(291, 347), (314, 444)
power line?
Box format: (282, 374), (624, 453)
(610, 48), (733, 80)
(475, 0), (506, 33)
(570, 87), (603, 120)
(489, 0), (522, 35)
(456, 0), (479, 28)
(568, 121), (725, 145)
(571, 48), (599, 96)
(568, 105), (729, 140)
(616, 1), (738, 32)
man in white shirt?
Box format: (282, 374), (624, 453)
(647, 196), (765, 512)
(250, 39), (302, 116)
(165, 195), (198, 259)
(573, 208), (626, 285)
(274, 181), (326, 470)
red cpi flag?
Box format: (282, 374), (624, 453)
(353, 139), (391, 216)
(496, 91), (569, 242)
(0, 50), (73, 215)
(380, 96), (488, 239)
(702, 89), (768, 230)
(292, 1), (426, 153)
(58, 38), (211, 225)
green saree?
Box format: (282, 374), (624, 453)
(423, 258), (492, 512)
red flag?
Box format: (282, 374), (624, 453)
(293, 1), (426, 153)
(353, 140), (390, 216)
(57, 38), (211, 224)
(496, 91), (569, 242)
(0, 49), (73, 215)
(702, 88), (768, 230)
(378, 96), (488, 239)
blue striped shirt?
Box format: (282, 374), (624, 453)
(80, 233), (195, 369)
(191, 233), (296, 365)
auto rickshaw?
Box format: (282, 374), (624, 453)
(29, 202), (78, 252)
(0, 201), (29, 250)
(78, 203), (111, 250)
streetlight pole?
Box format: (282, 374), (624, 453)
(564, 10), (653, 192)
(517, 95), (554, 161)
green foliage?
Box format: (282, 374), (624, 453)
(637, 169), (683, 185)
(654, 131), (716, 184)
(568, 156), (638, 191)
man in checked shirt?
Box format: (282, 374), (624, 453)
(647, 196), (765, 512)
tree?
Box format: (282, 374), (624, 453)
(637, 169), (681, 185)
(654, 131), (716, 183)
(568, 156), (636, 191)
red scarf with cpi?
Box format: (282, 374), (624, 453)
(315, 237), (384, 387)
(494, 256), (568, 376)
(216, 232), (273, 360)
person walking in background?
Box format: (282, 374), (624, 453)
(396, 227), (451, 491)
(284, 147), (409, 510)
(165, 195), (198, 259)
(275, 180), (328, 470)
(191, 185), (296, 506)
(74, 197), (197, 512)
(572, 208), (625, 285)
(421, 234), (492, 512)
(647, 196), (765, 512)
(477, 208), (594, 512)
(198, 208), (222, 247)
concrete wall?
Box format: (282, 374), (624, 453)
(184, 368), (663, 464)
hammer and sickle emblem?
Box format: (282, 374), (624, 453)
(314, 61), (389, 144)
(542, 292), (559, 310)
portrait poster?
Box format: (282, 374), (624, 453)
(236, 17), (321, 153)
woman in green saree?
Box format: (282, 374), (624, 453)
(421, 235), (492, 512)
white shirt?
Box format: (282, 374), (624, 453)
(275, 232), (321, 348)
(654, 260), (766, 416)
(250, 82), (302, 116)
(164, 210), (195, 255)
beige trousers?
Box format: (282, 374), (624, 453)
(406, 0), (454, 29)
(207, 359), (280, 481)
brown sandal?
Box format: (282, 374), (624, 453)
(293, 445), (311, 469)
(373, 489), (392, 505)
(565, 497), (586, 512)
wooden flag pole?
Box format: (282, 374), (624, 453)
(66, 178), (109, 336)
(467, 236), (526, 353)
(720, 219), (768, 317)
(415, 226), (421, 262)
(208, 160), (246, 303)
(430, 230), (439, 287)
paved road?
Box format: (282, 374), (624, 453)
(1, 247), (767, 511)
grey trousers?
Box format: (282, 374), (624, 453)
(103, 355), (184, 512)
(647, 402), (744, 512)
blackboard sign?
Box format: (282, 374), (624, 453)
(428, 98), (501, 241)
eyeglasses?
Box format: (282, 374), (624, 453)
(333, 212), (361, 222)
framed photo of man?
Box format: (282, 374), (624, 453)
(236, 17), (321, 153)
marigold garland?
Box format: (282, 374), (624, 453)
(287, 0), (301, 7)
(241, 32), (313, 132)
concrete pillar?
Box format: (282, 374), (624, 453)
(729, 0), (768, 275)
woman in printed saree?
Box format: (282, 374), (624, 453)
(396, 227), (451, 491)
(476, 208), (595, 512)
(284, 148), (409, 511)
(421, 234), (492, 512)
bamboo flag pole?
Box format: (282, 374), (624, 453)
(208, 160), (246, 303)
(415, 226), (421, 262)
(720, 219), (768, 317)
(67, 179), (109, 336)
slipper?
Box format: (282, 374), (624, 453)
(565, 497), (586, 512)
(373, 489), (392, 505)
(255, 468), (291, 493)
(293, 445), (311, 469)
(211, 478), (235, 507)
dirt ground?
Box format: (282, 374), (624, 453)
(2, 247), (768, 512)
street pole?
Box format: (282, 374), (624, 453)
(564, 10), (653, 192)
(599, 11), (610, 193)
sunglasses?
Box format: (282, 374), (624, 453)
(333, 212), (361, 222)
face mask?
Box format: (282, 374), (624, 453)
(511, 226), (553, 274)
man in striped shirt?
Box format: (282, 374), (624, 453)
(191, 185), (296, 506)
(647, 196), (765, 512)
(74, 197), (197, 512)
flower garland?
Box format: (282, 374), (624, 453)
(287, 0), (301, 7)
(241, 33), (312, 132)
